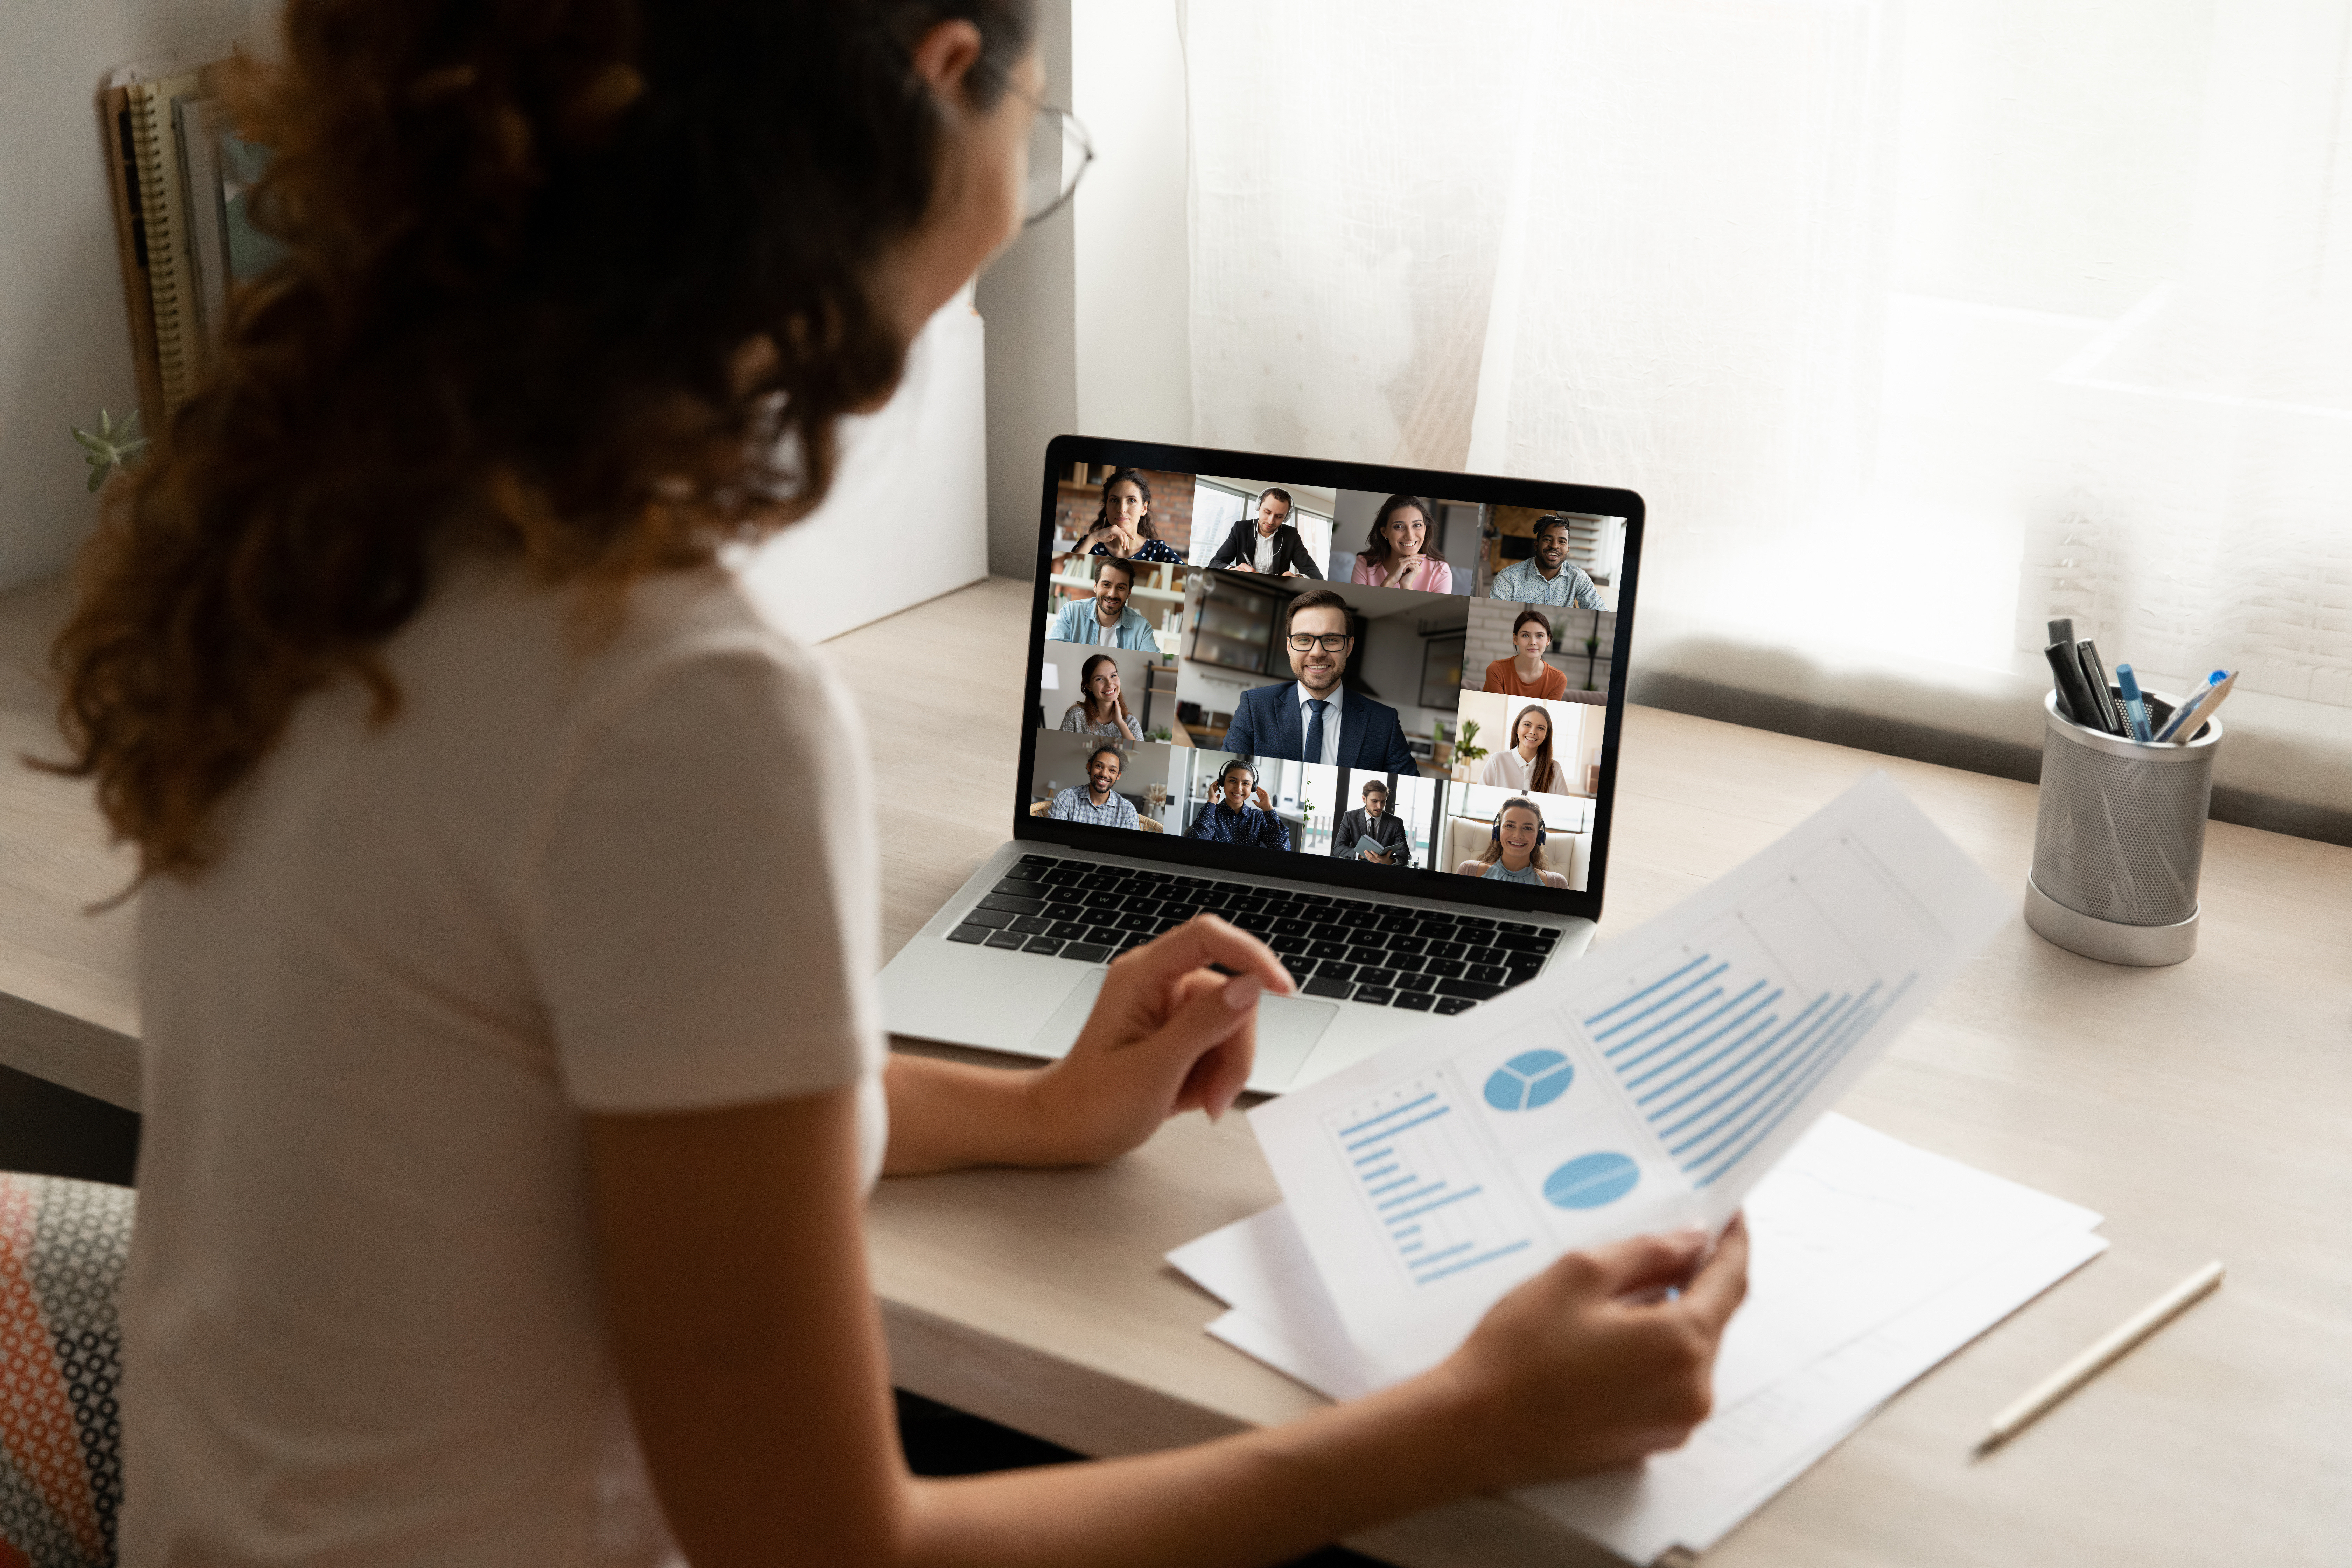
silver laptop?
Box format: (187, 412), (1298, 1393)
(881, 437), (1644, 1094)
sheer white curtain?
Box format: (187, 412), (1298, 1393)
(1182, 0), (2352, 822)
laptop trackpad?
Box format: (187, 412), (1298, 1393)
(1246, 994), (1339, 1092)
(1027, 970), (1337, 1093)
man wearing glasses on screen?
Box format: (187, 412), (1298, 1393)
(1219, 589), (1421, 774)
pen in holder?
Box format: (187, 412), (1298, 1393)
(2025, 685), (2220, 966)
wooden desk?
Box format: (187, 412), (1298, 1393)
(3, 572), (2347, 1566)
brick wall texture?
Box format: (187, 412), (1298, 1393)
(1055, 465), (1196, 555)
(1463, 599), (1618, 694)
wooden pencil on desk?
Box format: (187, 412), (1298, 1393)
(1975, 1260), (2225, 1454)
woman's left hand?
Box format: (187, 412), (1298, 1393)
(1023, 915), (1294, 1164)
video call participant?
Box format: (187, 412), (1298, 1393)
(1480, 704), (1567, 793)
(1058, 653), (1144, 739)
(1077, 467), (1185, 564)
(1456, 797), (1570, 888)
(1489, 514), (1605, 608)
(1186, 759), (1292, 850)
(1350, 493), (1453, 594)
(1047, 556), (1160, 648)
(1045, 744), (1139, 829)
(1333, 779), (1411, 865)
(1206, 487), (1323, 578)
(1483, 608), (1570, 699)
(1220, 588), (1422, 774)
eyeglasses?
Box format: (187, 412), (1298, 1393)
(985, 62), (1094, 227)
(1285, 633), (1353, 653)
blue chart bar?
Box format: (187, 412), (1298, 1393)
(1586, 953), (1918, 1187)
(1331, 1078), (1531, 1288)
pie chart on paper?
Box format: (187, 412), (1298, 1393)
(1542, 1152), (1641, 1209)
(1483, 1049), (1574, 1111)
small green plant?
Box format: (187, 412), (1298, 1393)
(1148, 725), (1171, 742)
(1454, 717), (1488, 766)
(71, 409), (148, 493)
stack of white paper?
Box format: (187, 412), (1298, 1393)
(1169, 1116), (2107, 1563)
(1165, 776), (2109, 1562)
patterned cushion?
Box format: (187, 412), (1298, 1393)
(0, 1176), (132, 1568)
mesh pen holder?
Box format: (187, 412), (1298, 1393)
(2025, 686), (2221, 966)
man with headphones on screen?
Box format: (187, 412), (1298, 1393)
(1454, 796), (1570, 887)
(1186, 758), (1293, 850)
(1218, 588), (1421, 774)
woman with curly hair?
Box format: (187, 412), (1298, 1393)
(55, 2), (1743, 1562)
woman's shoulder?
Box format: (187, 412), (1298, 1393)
(1540, 869), (1570, 888)
(1482, 658), (1513, 690)
(1139, 540), (1183, 562)
(1454, 858), (1486, 877)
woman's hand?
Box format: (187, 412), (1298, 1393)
(1435, 1218), (1750, 1489)
(1022, 915), (1294, 1165)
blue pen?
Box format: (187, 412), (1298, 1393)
(2115, 664), (2153, 742)
(2153, 670), (2226, 742)
(2155, 670), (2229, 743)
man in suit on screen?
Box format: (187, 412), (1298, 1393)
(1219, 588), (1420, 775)
(1205, 488), (1323, 579)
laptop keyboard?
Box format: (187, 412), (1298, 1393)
(944, 854), (1561, 1015)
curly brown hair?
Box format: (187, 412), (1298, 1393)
(48, 0), (1031, 878)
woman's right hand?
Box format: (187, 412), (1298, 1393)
(1437, 1217), (1749, 1489)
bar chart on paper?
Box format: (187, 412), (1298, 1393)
(1328, 1074), (1535, 1289)
(1580, 833), (1934, 1192)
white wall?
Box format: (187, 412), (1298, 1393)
(978, 0), (1192, 579)
(974, 0), (1076, 578)
(1070, 0), (1189, 446)
(735, 293), (988, 644)
(0, 2), (247, 592)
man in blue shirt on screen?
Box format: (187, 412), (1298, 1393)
(1217, 588), (1421, 775)
(1186, 759), (1291, 850)
(1046, 556), (1161, 649)
(1489, 515), (1605, 608)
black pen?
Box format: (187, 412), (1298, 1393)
(2047, 618), (2074, 648)
(2044, 640), (2093, 726)
(2074, 639), (2122, 735)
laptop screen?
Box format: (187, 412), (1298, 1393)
(1017, 438), (1642, 921)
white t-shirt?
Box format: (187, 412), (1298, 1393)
(120, 562), (886, 1567)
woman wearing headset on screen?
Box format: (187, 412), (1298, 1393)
(1457, 798), (1571, 887)
(1058, 653), (1144, 739)
(66, 3), (1743, 1564)
(1480, 704), (1567, 793)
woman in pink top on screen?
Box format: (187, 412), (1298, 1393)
(1350, 492), (1454, 593)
